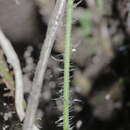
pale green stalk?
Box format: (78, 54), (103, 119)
(63, 0), (73, 130)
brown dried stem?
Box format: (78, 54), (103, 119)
(22, 0), (66, 130)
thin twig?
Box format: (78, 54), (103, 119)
(0, 29), (25, 121)
(22, 0), (66, 130)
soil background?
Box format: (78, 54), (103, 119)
(0, 0), (130, 130)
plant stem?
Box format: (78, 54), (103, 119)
(22, 0), (66, 129)
(63, 0), (73, 130)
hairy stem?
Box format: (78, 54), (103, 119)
(63, 0), (73, 130)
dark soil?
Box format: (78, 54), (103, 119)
(0, 0), (130, 130)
